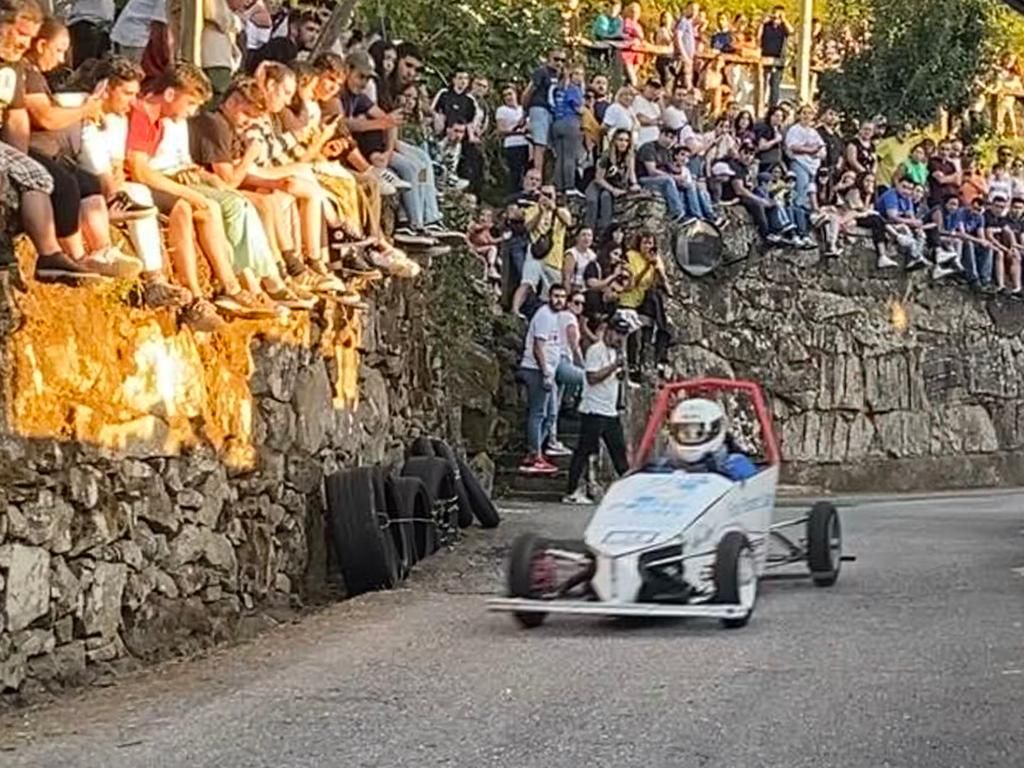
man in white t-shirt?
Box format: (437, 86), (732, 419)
(564, 315), (632, 504)
(518, 285), (568, 474)
(662, 84), (690, 135)
(78, 56), (192, 311)
(632, 79), (664, 147)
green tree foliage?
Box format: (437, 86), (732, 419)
(818, 0), (996, 127)
(357, 0), (563, 87)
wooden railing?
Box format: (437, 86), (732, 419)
(579, 37), (781, 113)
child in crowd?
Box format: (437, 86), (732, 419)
(466, 207), (502, 290)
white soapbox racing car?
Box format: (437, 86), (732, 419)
(489, 378), (850, 629)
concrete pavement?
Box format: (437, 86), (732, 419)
(1, 492), (1023, 767)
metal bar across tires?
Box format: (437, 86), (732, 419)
(486, 597), (750, 619)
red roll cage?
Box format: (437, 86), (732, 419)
(630, 378), (780, 470)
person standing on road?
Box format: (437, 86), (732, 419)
(564, 315), (632, 504)
(518, 284), (569, 476)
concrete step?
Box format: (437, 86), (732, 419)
(496, 487), (566, 504)
(495, 451), (574, 473)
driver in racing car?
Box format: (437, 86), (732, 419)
(650, 398), (757, 481)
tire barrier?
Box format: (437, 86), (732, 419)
(322, 440), (501, 596)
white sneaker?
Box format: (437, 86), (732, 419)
(545, 440), (573, 457)
(935, 248), (958, 265)
(80, 245), (143, 279)
(932, 264), (956, 280)
(562, 489), (595, 505)
(877, 254), (900, 269)
(375, 167), (411, 190)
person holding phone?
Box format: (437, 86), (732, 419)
(22, 16), (141, 280)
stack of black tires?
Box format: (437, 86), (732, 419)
(323, 438), (500, 597)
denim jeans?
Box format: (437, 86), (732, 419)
(552, 357), (585, 440)
(963, 242), (993, 285)
(792, 205), (811, 236)
(388, 151), (425, 228)
(792, 162), (815, 208)
(767, 203), (794, 233)
(681, 182), (715, 219)
(519, 367), (556, 453)
(551, 117), (582, 193)
(639, 175), (684, 218)
(397, 141), (441, 223)
(585, 183), (616, 234)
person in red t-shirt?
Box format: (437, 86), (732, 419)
(125, 61), (276, 326)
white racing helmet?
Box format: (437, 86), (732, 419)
(666, 397), (727, 465)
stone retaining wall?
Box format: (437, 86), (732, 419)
(0, 240), (500, 696)
(660, 211), (1024, 491)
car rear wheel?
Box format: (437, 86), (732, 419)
(714, 531), (757, 629)
(807, 501), (842, 587)
(507, 533), (553, 629)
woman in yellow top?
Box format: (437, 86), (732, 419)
(618, 231), (674, 381)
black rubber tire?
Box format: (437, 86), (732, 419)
(324, 468), (400, 596)
(401, 456), (459, 529)
(714, 531), (756, 629)
(457, 455), (500, 529)
(406, 436), (435, 459)
(430, 439), (475, 528)
(388, 475), (437, 560)
(807, 501), (842, 587)
(379, 469), (414, 580)
(507, 533), (549, 628)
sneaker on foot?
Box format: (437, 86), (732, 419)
(212, 289), (277, 318)
(34, 251), (108, 283)
(905, 256), (929, 271)
(374, 166), (410, 190)
(107, 190), (157, 221)
(533, 456), (560, 475)
(562, 489), (595, 505)
(932, 264), (956, 280)
(424, 222), (465, 242)
(766, 233), (786, 245)
(180, 298), (225, 332)
(545, 440), (573, 457)
(876, 254), (900, 269)
(80, 245), (143, 279)
(519, 455), (541, 474)
(142, 278), (192, 309)
(266, 285), (317, 310)
(393, 227), (437, 247)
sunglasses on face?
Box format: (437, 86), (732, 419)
(552, 57), (566, 63)
(571, 299), (585, 306)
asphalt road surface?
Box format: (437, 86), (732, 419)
(2, 491), (1024, 768)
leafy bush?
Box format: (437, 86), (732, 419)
(818, 0), (997, 128)
(357, 0), (563, 89)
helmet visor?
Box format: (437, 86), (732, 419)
(669, 420), (718, 445)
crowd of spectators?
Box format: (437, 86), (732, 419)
(503, 9), (1024, 485)
(0, 0), (485, 332)
(6, 0), (1024, 492)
